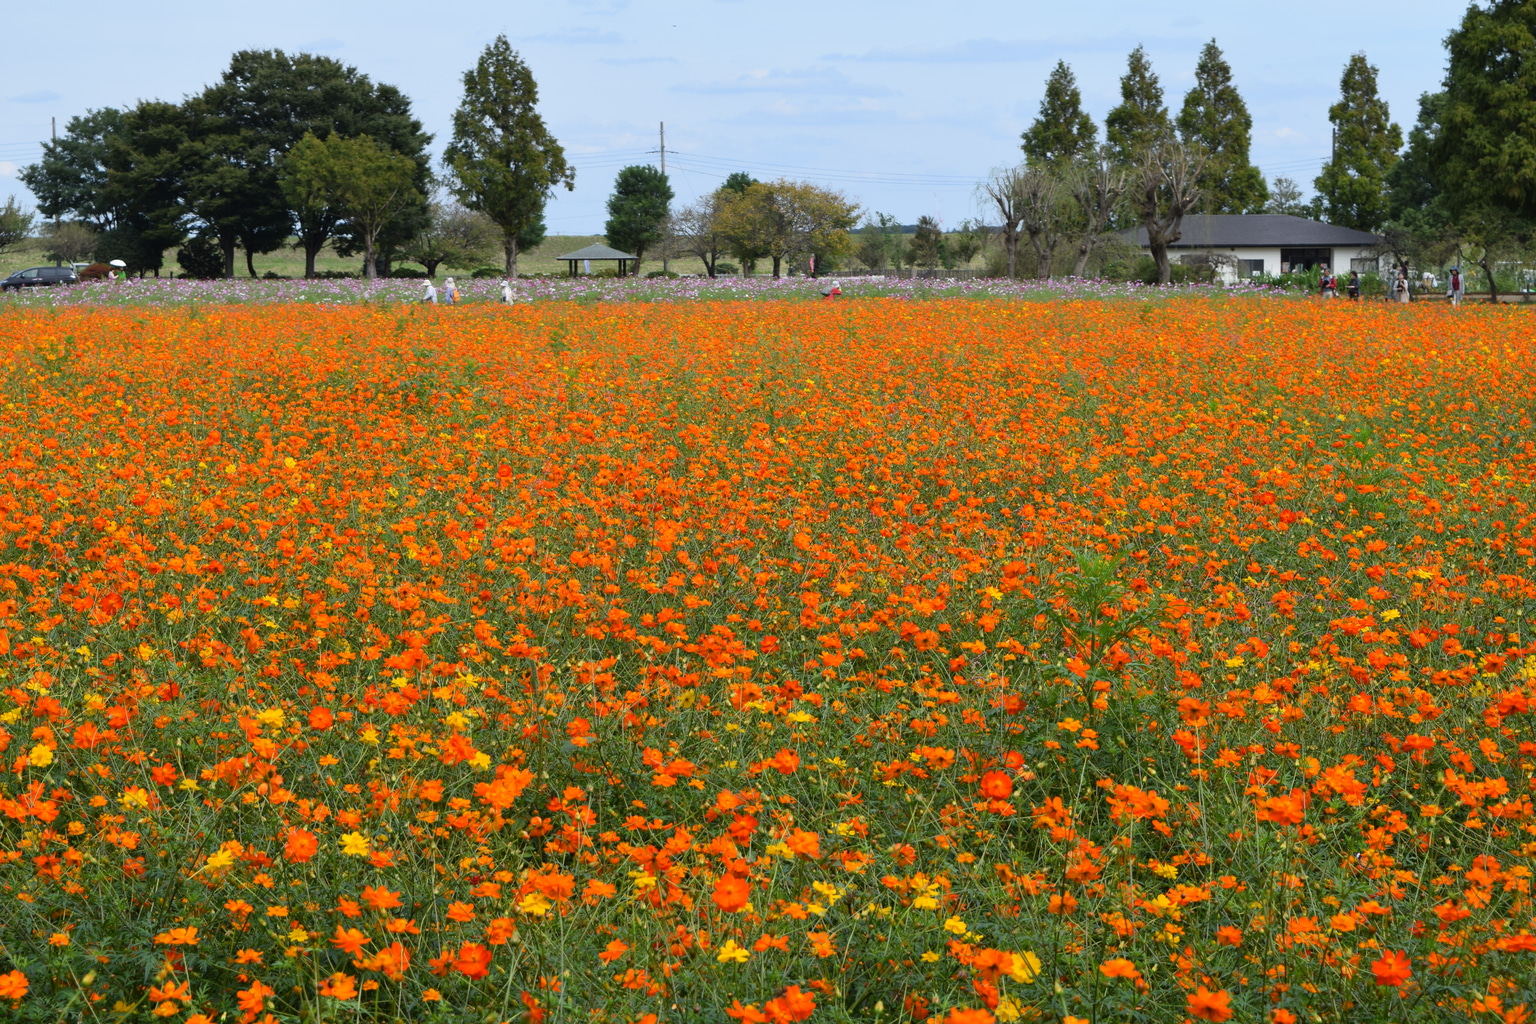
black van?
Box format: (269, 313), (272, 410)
(1, 266), (80, 290)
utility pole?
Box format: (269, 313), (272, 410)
(649, 122), (677, 274)
(51, 116), (60, 267)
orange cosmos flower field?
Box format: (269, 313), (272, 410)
(1, 297), (1535, 1024)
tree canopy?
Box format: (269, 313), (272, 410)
(1177, 40), (1266, 214)
(604, 165), (673, 264)
(445, 36), (574, 278)
(1105, 46), (1171, 163)
(1315, 53), (1401, 231)
(1022, 61), (1097, 166)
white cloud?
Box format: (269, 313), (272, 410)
(0, 162), (17, 176)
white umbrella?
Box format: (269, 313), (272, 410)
(108, 259), (127, 268)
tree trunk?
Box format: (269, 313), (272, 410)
(771, 255), (782, 278)
(363, 236), (377, 279)
(503, 232), (520, 279)
(1072, 236), (1095, 278)
(424, 259), (441, 280)
(1481, 258), (1499, 304)
(305, 240), (322, 278)
(246, 249), (258, 278)
(1151, 242), (1171, 284)
(221, 240), (237, 280)
(1004, 234), (1018, 279)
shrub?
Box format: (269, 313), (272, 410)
(176, 236), (225, 280)
(471, 266), (504, 279)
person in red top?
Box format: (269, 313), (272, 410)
(820, 280), (843, 300)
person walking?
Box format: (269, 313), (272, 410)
(442, 276), (459, 305)
(1319, 269), (1331, 299)
(1395, 270), (1410, 304)
(501, 279), (515, 304)
(423, 279), (438, 304)
(1449, 266), (1463, 306)
(1347, 270), (1360, 301)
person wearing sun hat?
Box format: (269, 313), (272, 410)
(819, 279), (842, 300)
(442, 276), (459, 305)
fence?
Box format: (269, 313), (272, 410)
(741, 267), (993, 281)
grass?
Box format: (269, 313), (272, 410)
(0, 233), (718, 281)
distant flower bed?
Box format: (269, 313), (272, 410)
(0, 274), (1281, 307)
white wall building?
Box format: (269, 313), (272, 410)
(1123, 214), (1383, 282)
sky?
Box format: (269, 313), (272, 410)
(1, 1), (1462, 235)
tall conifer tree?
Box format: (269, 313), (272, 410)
(1177, 40), (1266, 213)
(1105, 46), (1171, 163)
(1314, 54), (1401, 231)
(1021, 61), (1097, 166)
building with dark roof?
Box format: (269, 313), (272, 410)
(1121, 214), (1384, 280)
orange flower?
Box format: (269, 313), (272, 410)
(599, 940), (630, 963)
(1216, 925), (1243, 946)
(1100, 958), (1141, 980)
(282, 827), (318, 864)
(307, 706), (333, 730)
(713, 873), (752, 913)
(153, 926), (200, 946)
(1187, 987), (1234, 1022)
(785, 828), (821, 859)
(979, 770), (1014, 799)
(318, 973), (357, 1000)
(453, 942), (493, 980)
(331, 926), (369, 956)
(1371, 949), (1412, 987)
(944, 1010), (996, 1024)
(764, 984), (816, 1022)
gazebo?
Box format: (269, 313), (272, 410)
(557, 242), (640, 278)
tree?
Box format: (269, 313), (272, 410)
(0, 196), (34, 259)
(908, 215), (945, 268)
(669, 190), (735, 277)
(1105, 46), (1171, 164)
(715, 179), (858, 278)
(949, 219), (985, 267)
(204, 50), (432, 277)
(1021, 61), (1097, 166)
(40, 221), (97, 265)
(1017, 168), (1070, 279)
(398, 198), (499, 278)
(1132, 137), (1204, 284)
(980, 165), (1027, 278)
(722, 172), (757, 196)
(1265, 177), (1316, 218)
(1177, 40), (1266, 213)
(605, 165), (673, 264)
(1314, 53), (1402, 231)
(1065, 148), (1127, 277)
(20, 109), (125, 231)
(445, 36), (574, 278)
(281, 132), (420, 278)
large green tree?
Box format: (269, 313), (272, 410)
(1105, 46), (1171, 164)
(281, 132), (420, 278)
(445, 36), (573, 278)
(19, 109), (124, 231)
(1021, 61), (1097, 166)
(1437, 1), (1536, 222)
(1314, 53), (1402, 231)
(207, 50), (432, 277)
(1177, 40), (1266, 213)
(0, 196), (33, 259)
(715, 179), (858, 278)
(604, 165), (673, 264)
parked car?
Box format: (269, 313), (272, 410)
(1, 266), (80, 290)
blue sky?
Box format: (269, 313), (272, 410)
(1, 1), (1459, 234)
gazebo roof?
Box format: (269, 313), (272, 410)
(556, 242), (638, 261)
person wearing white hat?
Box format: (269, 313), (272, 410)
(819, 279), (842, 300)
(423, 279), (438, 304)
(501, 279), (514, 304)
(442, 276), (459, 305)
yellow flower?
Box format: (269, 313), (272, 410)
(716, 939), (750, 963)
(1009, 950), (1042, 983)
(204, 848), (235, 872)
(920, 950), (941, 963)
(255, 707), (285, 727)
(1381, 609), (1400, 621)
(996, 997), (1025, 1022)
(27, 743), (54, 768)
(517, 892), (552, 916)
(942, 916), (968, 935)
(339, 832), (371, 857)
